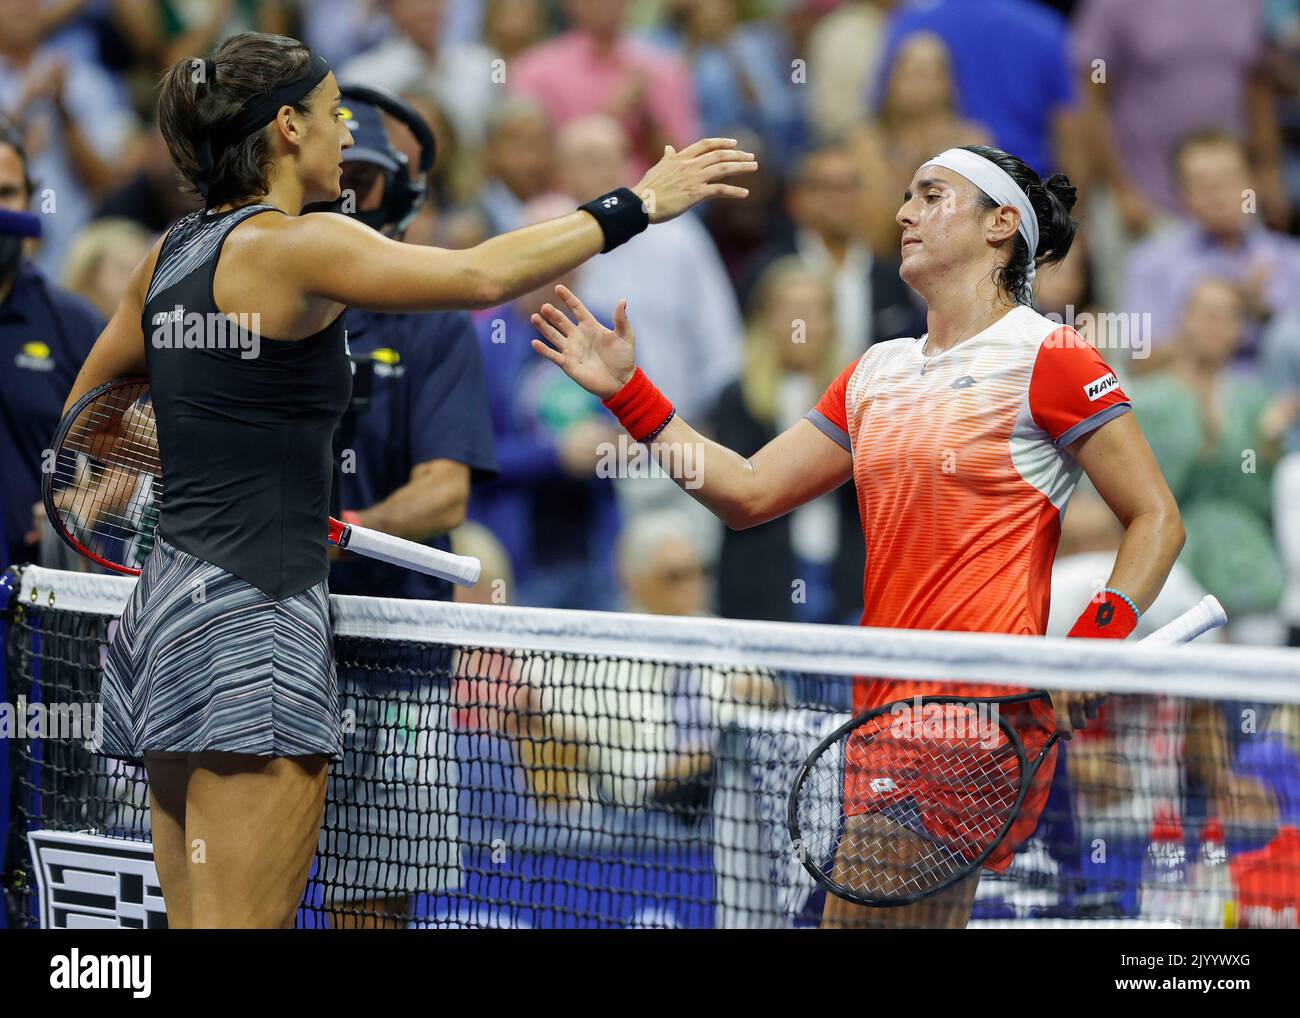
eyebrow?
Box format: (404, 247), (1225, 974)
(903, 178), (948, 201)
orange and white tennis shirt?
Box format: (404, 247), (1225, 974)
(808, 305), (1131, 709)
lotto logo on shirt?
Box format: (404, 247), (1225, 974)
(15, 340), (54, 372)
(1083, 372), (1120, 401)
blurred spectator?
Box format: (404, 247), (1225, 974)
(441, 96), (558, 245)
(851, 30), (991, 256)
(326, 96), (497, 603)
(451, 520), (514, 607)
(300, 0), (397, 66)
(1261, 309), (1300, 645)
(482, 0), (548, 62)
(510, 0), (700, 175)
(339, 0), (498, 149)
(1122, 129), (1300, 362)
(1130, 278), (1288, 624)
(1264, 0), (1300, 228)
(556, 115), (743, 424)
(0, 124), (105, 565)
(553, 114), (742, 555)
(698, 128), (788, 295)
(1073, 0), (1288, 233)
(657, 0), (809, 171)
(710, 257), (864, 625)
(467, 195), (620, 611)
(108, 0), (294, 70)
(94, 112), (201, 231)
(60, 216), (152, 320)
(871, 0), (1080, 180)
(807, 0), (894, 145)
(0, 0), (134, 276)
(618, 508), (710, 617)
(1047, 489), (1275, 860)
(743, 143), (924, 361)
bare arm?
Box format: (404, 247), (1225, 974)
(530, 285), (853, 530)
(1068, 412), (1185, 613)
(348, 459), (470, 542)
(283, 139), (756, 313)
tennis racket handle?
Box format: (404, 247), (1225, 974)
(327, 517), (481, 586)
(1141, 594), (1227, 646)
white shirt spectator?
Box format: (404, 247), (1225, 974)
(579, 213), (744, 423)
(0, 52), (132, 277)
(338, 33), (498, 148)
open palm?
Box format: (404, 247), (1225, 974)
(530, 285), (637, 400)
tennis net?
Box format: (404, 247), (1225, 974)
(5, 564), (1300, 928)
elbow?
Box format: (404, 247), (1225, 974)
(462, 262), (507, 310)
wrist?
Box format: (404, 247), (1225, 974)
(602, 367), (674, 443)
(579, 188), (650, 253)
(1068, 588), (1139, 640)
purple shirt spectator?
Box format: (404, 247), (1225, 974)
(1123, 223), (1300, 354)
(1071, 0), (1267, 213)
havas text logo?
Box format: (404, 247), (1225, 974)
(50, 949), (151, 998)
(1083, 372), (1120, 402)
(151, 303), (261, 359)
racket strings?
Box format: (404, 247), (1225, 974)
(48, 383), (164, 567)
(797, 707), (1026, 902)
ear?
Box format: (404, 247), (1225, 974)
(985, 204), (1020, 246)
(273, 105), (303, 148)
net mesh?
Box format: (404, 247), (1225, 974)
(5, 566), (1300, 929)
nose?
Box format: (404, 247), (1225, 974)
(896, 197), (917, 229)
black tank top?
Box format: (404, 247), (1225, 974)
(142, 204), (352, 599)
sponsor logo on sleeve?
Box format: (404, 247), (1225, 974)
(1083, 372), (1120, 401)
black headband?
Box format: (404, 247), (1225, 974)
(195, 51), (332, 202)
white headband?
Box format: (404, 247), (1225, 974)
(922, 147), (1039, 298)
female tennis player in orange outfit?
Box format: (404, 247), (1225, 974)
(61, 32), (755, 929)
(531, 144), (1186, 929)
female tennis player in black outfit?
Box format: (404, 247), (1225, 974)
(62, 32), (755, 928)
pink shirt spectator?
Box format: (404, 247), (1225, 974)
(510, 32), (700, 175)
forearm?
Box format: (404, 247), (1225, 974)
(1103, 507), (1185, 614)
(461, 212), (605, 309)
(348, 461), (469, 542)
(634, 414), (770, 530)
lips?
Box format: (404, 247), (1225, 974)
(902, 237), (921, 250)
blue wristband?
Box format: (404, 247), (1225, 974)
(1101, 587), (1140, 621)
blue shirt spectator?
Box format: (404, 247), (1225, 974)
(0, 259), (103, 561)
(329, 308), (497, 602)
(468, 302), (620, 611)
(871, 0), (1076, 176)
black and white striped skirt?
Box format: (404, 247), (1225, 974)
(99, 535), (343, 763)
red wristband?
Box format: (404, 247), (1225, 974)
(601, 367), (674, 443)
(1067, 590), (1138, 640)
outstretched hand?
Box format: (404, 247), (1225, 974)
(633, 137), (757, 224)
(530, 284), (637, 400)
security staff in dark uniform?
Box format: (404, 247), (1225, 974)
(311, 86), (495, 928)
(323, 87), (496, 602)
(0, 127), (106, 565)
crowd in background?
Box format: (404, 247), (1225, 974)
(3, 0), (1300, 647)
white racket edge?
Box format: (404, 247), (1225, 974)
(342, 522), (481, 586)
(1138, 594), (1227, 647)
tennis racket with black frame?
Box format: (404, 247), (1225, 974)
(787, 595), (1228, 908)
(43, 377), (481, 586)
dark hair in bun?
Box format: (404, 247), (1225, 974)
(960, 144), (1078, 305)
